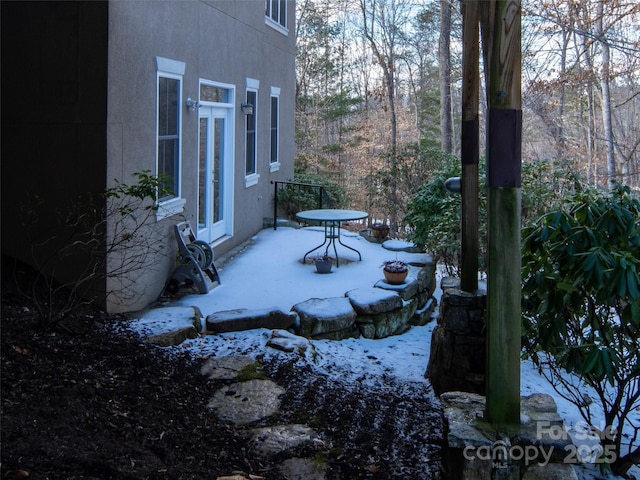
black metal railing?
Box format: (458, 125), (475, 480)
(271, 180), (335, 229)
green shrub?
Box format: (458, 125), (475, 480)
(404, 156), (485, 275)
(404, 158), (570, 275)
(521, 183), (640, 476)
(520, 160), (570, 224)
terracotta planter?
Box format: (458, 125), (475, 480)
(383, 268), (408, 285)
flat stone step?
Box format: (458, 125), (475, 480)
(249, 424), (321, 457)
(292, 297), (357, 339)
(382, 239), (422, 253)
(207, 379), (285, 425)
(205, 307), (297, 334)
(346, 287), (403, 315)
(129, 306), (202, 346)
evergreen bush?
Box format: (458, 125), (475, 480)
(522, 183), (640, 475)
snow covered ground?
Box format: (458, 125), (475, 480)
(130, 226), (638, 479)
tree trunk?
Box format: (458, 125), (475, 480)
(597, 0), (616, 188)
(359, 0), (399, 232)
(386, 60), (399, 232)
(439, 0), (453, 154)
(556, 28), (569, 153)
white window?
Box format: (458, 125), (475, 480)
(265, 0), (287, 33)
(244, 78), (260, 187)
(270, 86), (280, 172)
(155, 56), (186, 219)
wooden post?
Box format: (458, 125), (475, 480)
(460, 0), (480, 293)
(485, 0), (522, 425)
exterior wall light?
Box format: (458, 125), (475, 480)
(186, 97), (200, 111)
(241, 102), (254, 115)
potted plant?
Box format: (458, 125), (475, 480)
(382, 260), (409, 284)
(371, 222), (390, 240)
(314, 253), (333, 274)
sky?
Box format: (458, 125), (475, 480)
(128, 226), (639, 479)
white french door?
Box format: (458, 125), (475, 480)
(198, 106), (232, 243)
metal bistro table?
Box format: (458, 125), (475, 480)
(296, 209), (369, 267)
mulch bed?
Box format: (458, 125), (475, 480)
(1, 258), (443, 479)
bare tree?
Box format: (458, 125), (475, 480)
(439, 0), (453, 153)
(596, 0), (617, 188)
(358, 0), (420, 231)
(522, 0), (639, 188)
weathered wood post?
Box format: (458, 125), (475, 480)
(460, 0), (480, 294)
(485, 0), (522, 425)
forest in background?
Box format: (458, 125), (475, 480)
(293, 0), (640, 231)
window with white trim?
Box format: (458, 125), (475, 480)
(155, 57), (186, 218)
(244, 78), (259, 186)
(269, 87), (280, 172)
(265, 0), (287, 31)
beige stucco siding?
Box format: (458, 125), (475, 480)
(105, 0), (295, 312)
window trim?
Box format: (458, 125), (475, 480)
(269, 86), (281, 173)
(155, 56), (186, 221)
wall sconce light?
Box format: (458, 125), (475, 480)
(186, 97), (200, 111)
(241, 102), (254, 115)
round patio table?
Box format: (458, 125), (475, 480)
(296, 209), (369, 267)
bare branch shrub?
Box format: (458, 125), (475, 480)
(20, 171), (168, 328)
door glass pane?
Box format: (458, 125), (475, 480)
(198, 117), (208, 228)
(213, 118), (225, 223)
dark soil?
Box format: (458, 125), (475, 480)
(1, 258), (443, 480)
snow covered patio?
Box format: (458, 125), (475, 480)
(130, 225), (441, 384)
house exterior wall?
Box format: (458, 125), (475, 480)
(1, 0), (295, 314)
(105, 0), (296, 312)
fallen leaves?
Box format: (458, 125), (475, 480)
(11, 345), (32, 356)
(6, 470), (29, 479)
(216, 474), (265, 480)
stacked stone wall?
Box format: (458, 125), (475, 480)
(427, 277), (487, 395)
(292, 259), (438, 340)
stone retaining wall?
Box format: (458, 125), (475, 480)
(427, 277), (487, 395)
(291, 259), (437, 340)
